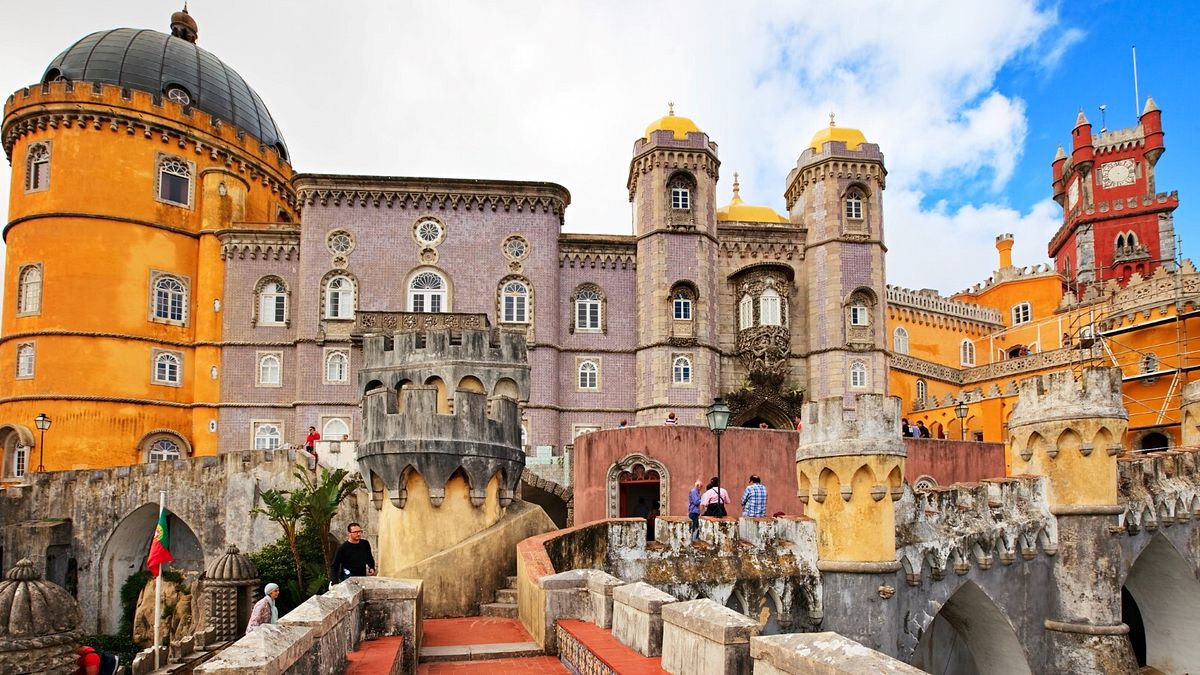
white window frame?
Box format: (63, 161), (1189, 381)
(149, 271), (189, 326)
(845, 190), (864, 220)
(321, 416), (352, 441)
(671, 187), (690, 210)
(850, 361), (868, 389)
(575, 288), (602, 331)
(152, 349), (183, 387)
(25, 141), (50, 193)
(257, 352), (282, 387)
(849, 300), (869, 326)
(408, 270), (447, 313)
(413, 218), (446, 247)
(15, 342), (35, 380)
(501, 280), (530, 324)
(916, 379), (928, 404)
(760, 288), (782, 326)
(578, 359), (600, 391)
(10, 445), (28, 478)
(258, 280), (288, 326)
(1011, 302), (1032, 326)
(155, 153), (194, 208)
(252, 421), (283, 450)
(327, 230), (354, 256)
(893, 326), (909, 354)
(672, 354), (693, 385)
(16, 264), (42, 317)
(324, 348), (350, 384)
(739, 295), (753, 329)
(325, 274), (356, 320)
(672, 289), (693, 321)
(146, 438), (182, 463)
(960, 340), (976, 367)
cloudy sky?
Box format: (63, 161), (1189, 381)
(1, 1), (1196, 295)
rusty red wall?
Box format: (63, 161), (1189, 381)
(572, 425), (802, 525)
(904, 438), (1006, 487)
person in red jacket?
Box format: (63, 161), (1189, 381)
(304, 426), (321, 470)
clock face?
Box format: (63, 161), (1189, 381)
(1067, 179), (1079, 209)
(1099, 159), (1136, 189)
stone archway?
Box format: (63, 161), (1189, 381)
(1122, 533), (1200, 671)
(911, 581), (1031, 674)
(606, 454), (670, 518)
(97, 503), (204, 633)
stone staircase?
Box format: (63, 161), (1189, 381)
(479, 574), (519, 618)
(417, 616), (546, 668)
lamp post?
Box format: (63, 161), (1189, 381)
(705, 397), (731, 490)
(954, 401), (969, 441)
(33, 413), (51, 472)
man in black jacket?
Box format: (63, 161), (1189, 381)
(331, 522), (376, 583)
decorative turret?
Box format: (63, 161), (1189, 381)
(0, 559), (82, 673)
(1140, 96), (1164, 166)
(1051, 145), (1067, 204)
(795, 395), (905, 567)
(1070, 109), (1095, 173)
(202, 545), (260, 643)
(170, 6), (199, 43)
(995, 233), (1015, 269)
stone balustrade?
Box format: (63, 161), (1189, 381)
(750, 632), (925, 674)
(661, 599), (760, 674)
(587, 571), (623, 629)
(612, 582), (676, 657)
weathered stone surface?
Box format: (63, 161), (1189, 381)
(352, 577), (422, 673)
(661, 599), (760, 674)
(0, 559), (81, 675)
(586, 570), (623, 629)
(612, 582), (677, 657)
(662, 597), (759, 644)
(133, 575), (194, 647)
(750, 633), (924, 674)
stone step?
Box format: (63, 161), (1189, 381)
(419, 641), (542, 663)
(480, 602), (518, 618)
(495, 588), (517, 604)
(506, 575), (518, 588)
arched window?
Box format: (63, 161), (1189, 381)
(578, 360), (599, 390)
(916, 379), (928, 404)
(666, 172), (696, 226)
(1128, 232), (1139, 247)
(960, 340), (976, 366)
(253, 422), (282, 450)
(1141, 352), (1159, 374)
(849, 299), (869, 326)
(147, 438), (182, 463)
(738, 295), (753, 329)
(850, 362), (868, 389)
(844, 189), (864, 220)
(257, 353), (281, 386)
(408, 271), (447, 313)
(157, 154), (193, 207)
(153, 274), (188, 323)
(893, 326), (909, 354)
(25, 143), (50, 192)
(17, 265), (41, 315)
(153, 350), (182, 385)
(15, 343), (35, 379)
(325, 275), (355, 319)
(257, 279), (287, 326)
(574, 287), (602, 331)
(672, 289), (693, 321)
(10, 445), (28, 478)
(1011, 302), (1032, 325)
(325, 350), (349, 383)
(501, 280), (529, 323)
(760, 288), (782, 326)
(323, 418), (350, 440)
(1116, 234), (1126, 249)
(672, 355), (693, 384)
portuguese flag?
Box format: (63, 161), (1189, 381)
(146, 506), (175, 577)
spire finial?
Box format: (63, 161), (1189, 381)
(829, 111), (836, 127)
(668, 100), (675, 117)
(732, 172), (741, 200)
(171, 4), (199, 43)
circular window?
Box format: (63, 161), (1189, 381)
(165, 86), (191, 106)
(913, 475), (938, 492)
(503, 235), (529, 260)
(327, 230), (354, 255)
(414, 219), (445, 247)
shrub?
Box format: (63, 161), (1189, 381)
(247, 526), (329, 614)
(80, 633), (139, 670)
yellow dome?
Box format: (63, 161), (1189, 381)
(809, 114), (867, 152)
(716, 174), (789, 224)
(644, 103), (702, 140)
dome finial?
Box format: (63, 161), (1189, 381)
(829, 111), (836, 127)
(731, 172), (741, 200)
(668, 100), (675, 117)
(171, 4), (199, 43)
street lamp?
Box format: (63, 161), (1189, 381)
(705, 397), (731, 490)
(954, 401), (969, 441)
(33, 413), (51, 472)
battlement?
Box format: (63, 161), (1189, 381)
(956, 263), (1059, 296)
(1008, 368), (1126, 428)
(896, 476), (1057, 585)
(784, 151), (886, 211)
(797, 395), (905, 459)
(3, 80), (292, 173)
(886, 285), (1003, 325)
(359, 320), (524, 367)
(1092, 124), (1144, 155)
(1117, 448), (1200, 533)
(362, 386), (521, 447)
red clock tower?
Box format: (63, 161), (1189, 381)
(1049, 98), (1178, 291)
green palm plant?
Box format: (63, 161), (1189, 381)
(250, 487), (307, 589)
(294, 467), (361, 580)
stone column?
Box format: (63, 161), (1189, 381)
(1008, 367), (1137, 673)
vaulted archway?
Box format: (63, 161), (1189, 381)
(1122, 533), (1200, 671)
(911, 581), (1031, 674)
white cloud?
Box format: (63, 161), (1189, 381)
(0, 0), (1072, 302)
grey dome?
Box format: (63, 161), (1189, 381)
(43, 27), (289, 159)
(204, 545), (259, 585)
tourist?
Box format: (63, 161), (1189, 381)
(901, 418), (912, 437)
(700, 477), (730, 517)
(618, 419), (628, 428)
(758, 422), (769, 429)
(687, 480), (703, 539)
(741, 475), (768, 517)
(909, 420), (922, 438)
(75, 645), (118, 675)
(247, 583), (280, 632)
(664, 412), (678, 425)
(304, 426), (321, 470)
(646, 501), (660, 541)
(331, 522), (376, 582)
(917, 421), (931, 438)
(793, 416), (802, 431)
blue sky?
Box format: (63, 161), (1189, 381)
(0, 1), (1196, 295)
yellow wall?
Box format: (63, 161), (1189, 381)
(377, 471), (503, 574)
(796, 455), (903, 562)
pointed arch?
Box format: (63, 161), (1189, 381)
(1123, 533), (1200, 671)
(911, 581), (1032, 674)
(606, 453), (670, 518)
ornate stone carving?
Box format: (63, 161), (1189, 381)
(202, 545), (260, 643)
(354, 311), (488, 335)
(736, 326), (790, 376)
(606, 454), (670, 518)
(0, 559), (82, 674)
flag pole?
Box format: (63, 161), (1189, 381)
(154, 488), (165, 669)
